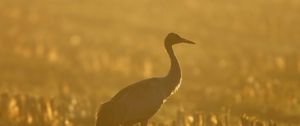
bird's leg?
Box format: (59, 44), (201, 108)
(140, 120), (148, 126)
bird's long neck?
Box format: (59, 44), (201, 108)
(165, 43), (182, 90)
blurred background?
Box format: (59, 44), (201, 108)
(0, 0), (300, 125)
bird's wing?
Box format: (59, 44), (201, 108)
(105, 77), (166, 123)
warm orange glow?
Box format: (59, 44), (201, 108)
(0, 0), (299, 125)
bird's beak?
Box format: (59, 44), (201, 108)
(180, 37), (196, 44)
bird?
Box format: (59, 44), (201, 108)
(96, 33), (195, 126)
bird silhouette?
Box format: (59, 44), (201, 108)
(96, 33), (195, 126)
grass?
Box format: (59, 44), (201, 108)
(0, 92), (297, 126)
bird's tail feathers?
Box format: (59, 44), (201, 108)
(96, 102), (118, 126)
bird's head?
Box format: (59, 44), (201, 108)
(165, 33), (195, 46)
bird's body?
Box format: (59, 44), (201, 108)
(96, 33), (195, 126)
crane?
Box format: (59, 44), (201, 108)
(96, 33), (195, 126)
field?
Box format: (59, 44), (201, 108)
(0, 0), (300, 125)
